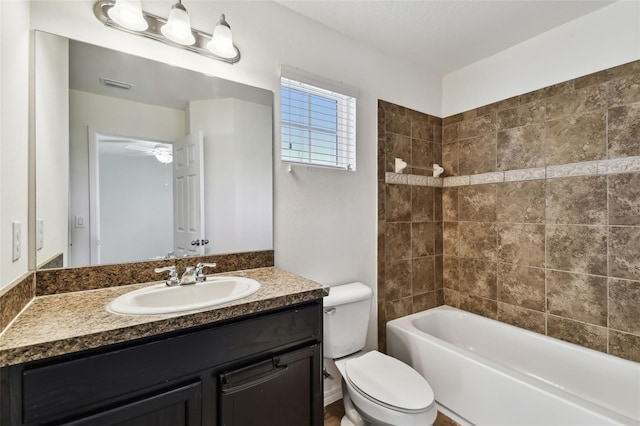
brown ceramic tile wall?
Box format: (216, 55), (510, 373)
(442, 60), (640, 362)
(377, 100), (444, 351)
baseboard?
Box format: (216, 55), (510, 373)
(323, 383), (342, 406)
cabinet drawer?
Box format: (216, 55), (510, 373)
(19, 303), (320, 424)
(219, 345), (320, 426)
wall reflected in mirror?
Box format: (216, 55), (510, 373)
(34, 31), (273, 269)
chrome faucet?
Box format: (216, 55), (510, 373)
(195, 263), (217, 282)
(155, 263), (217, 286)
(155, 266), (180, 287)
(179, 266), (198, 285)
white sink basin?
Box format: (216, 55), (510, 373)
(108, 276), (261, 315)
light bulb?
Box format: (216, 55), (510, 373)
(108, 0), (148, 31)
(207, 14), (236, 59)
(161, 1), (195, 45)
(153, 147), (173, 164)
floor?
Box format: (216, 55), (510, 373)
(323, 399), (461, 426)
(323, 399), (344, 426)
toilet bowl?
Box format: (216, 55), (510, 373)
(323, 282), (437, 426)
(335, 351), (437, 426)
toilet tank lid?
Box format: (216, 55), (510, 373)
(323, 282), (372, 307)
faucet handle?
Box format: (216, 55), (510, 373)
(155, 266), (179, 286)
(195, 263), (217, 282)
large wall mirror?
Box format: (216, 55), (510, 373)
(33, 31), (273, 269)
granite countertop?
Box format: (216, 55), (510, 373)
(0, 267), (327, 367)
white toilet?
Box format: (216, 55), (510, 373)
(324, 282), (437, 426)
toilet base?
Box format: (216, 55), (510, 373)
(340, 415), (358, 426)
(341, 384), (367, 426)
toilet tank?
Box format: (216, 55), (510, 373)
(323, 282), (373, 359)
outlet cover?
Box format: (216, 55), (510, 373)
(12, 221), (21, 262)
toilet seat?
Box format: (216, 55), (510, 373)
(344, 351), (434, 412)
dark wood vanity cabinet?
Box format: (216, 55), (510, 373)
(0, 301), (323, 426)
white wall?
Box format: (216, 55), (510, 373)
(35, 31), (69, 267)
(232, 99), (272, 254)
(30, 0), (443, 350)
(0, 0), (30, 290)
(189, 98), (272, 255)
(99, 153), (173, 264)
(18, 0), (640, 338)
(442, 0), (640, 115)
(68, 89), (185, 266)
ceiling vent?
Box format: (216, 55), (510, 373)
(100, 77), (133, 90)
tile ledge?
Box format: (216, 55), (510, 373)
(385, 172), (443, 187)
(437, 155), (640, 187)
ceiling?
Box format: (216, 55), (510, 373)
(69, 40), (273, 109)
(275, 0), (617, 75)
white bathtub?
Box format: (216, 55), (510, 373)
(387, 306), (640, 426)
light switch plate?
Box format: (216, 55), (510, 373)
(75, 215), (86, 228)
(36, 219), (44, 250)
(12, 221), (21, 261)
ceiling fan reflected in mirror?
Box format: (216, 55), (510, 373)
(99, 137), (174, 164)
(125, 143), (174, 164)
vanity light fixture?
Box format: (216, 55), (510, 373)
(161, 0), (195, 46)
(94, 0), (241, 64)
(107, 0), (148, 31)
(206, 14), (235, 59)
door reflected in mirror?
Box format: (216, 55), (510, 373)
(34, 32), (273, 269)
(93, 133), (174, 265)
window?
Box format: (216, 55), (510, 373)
(280, 71), (357, 170)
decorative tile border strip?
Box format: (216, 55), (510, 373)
(384, 156), (640, 188)
(469, 171), (504, 185)
(385, 172), (443, 187)
(407, 174), (429, 186)
(598, 157), (640, 175)
(504, 167), (546, 182)
(443, 176), (469, 187)
(546, 161), (599, 179)
(385, 172), (408, 185)
(428, 177), (443, 187)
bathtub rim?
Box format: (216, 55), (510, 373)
(386, 305), (640, 425)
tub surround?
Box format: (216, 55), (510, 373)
(379, 59), (640, 363)
(0, 266), (325, 367)
(377, 101), (444, 351)
(442, 60), (640, 363)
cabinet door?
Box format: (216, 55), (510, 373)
(17, 303), (320, 424)
(63, 382), (202, 426)
(219, 344), (322, 426)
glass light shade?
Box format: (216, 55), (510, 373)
(108, 0), (148, 31)
(154, 148), (173, 164)
(206, 16), (236, 59)
(161, 5), (195, 45)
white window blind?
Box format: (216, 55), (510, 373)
(280, 73), (356, 170)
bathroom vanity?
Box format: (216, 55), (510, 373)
(0, 268), (325, 426)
